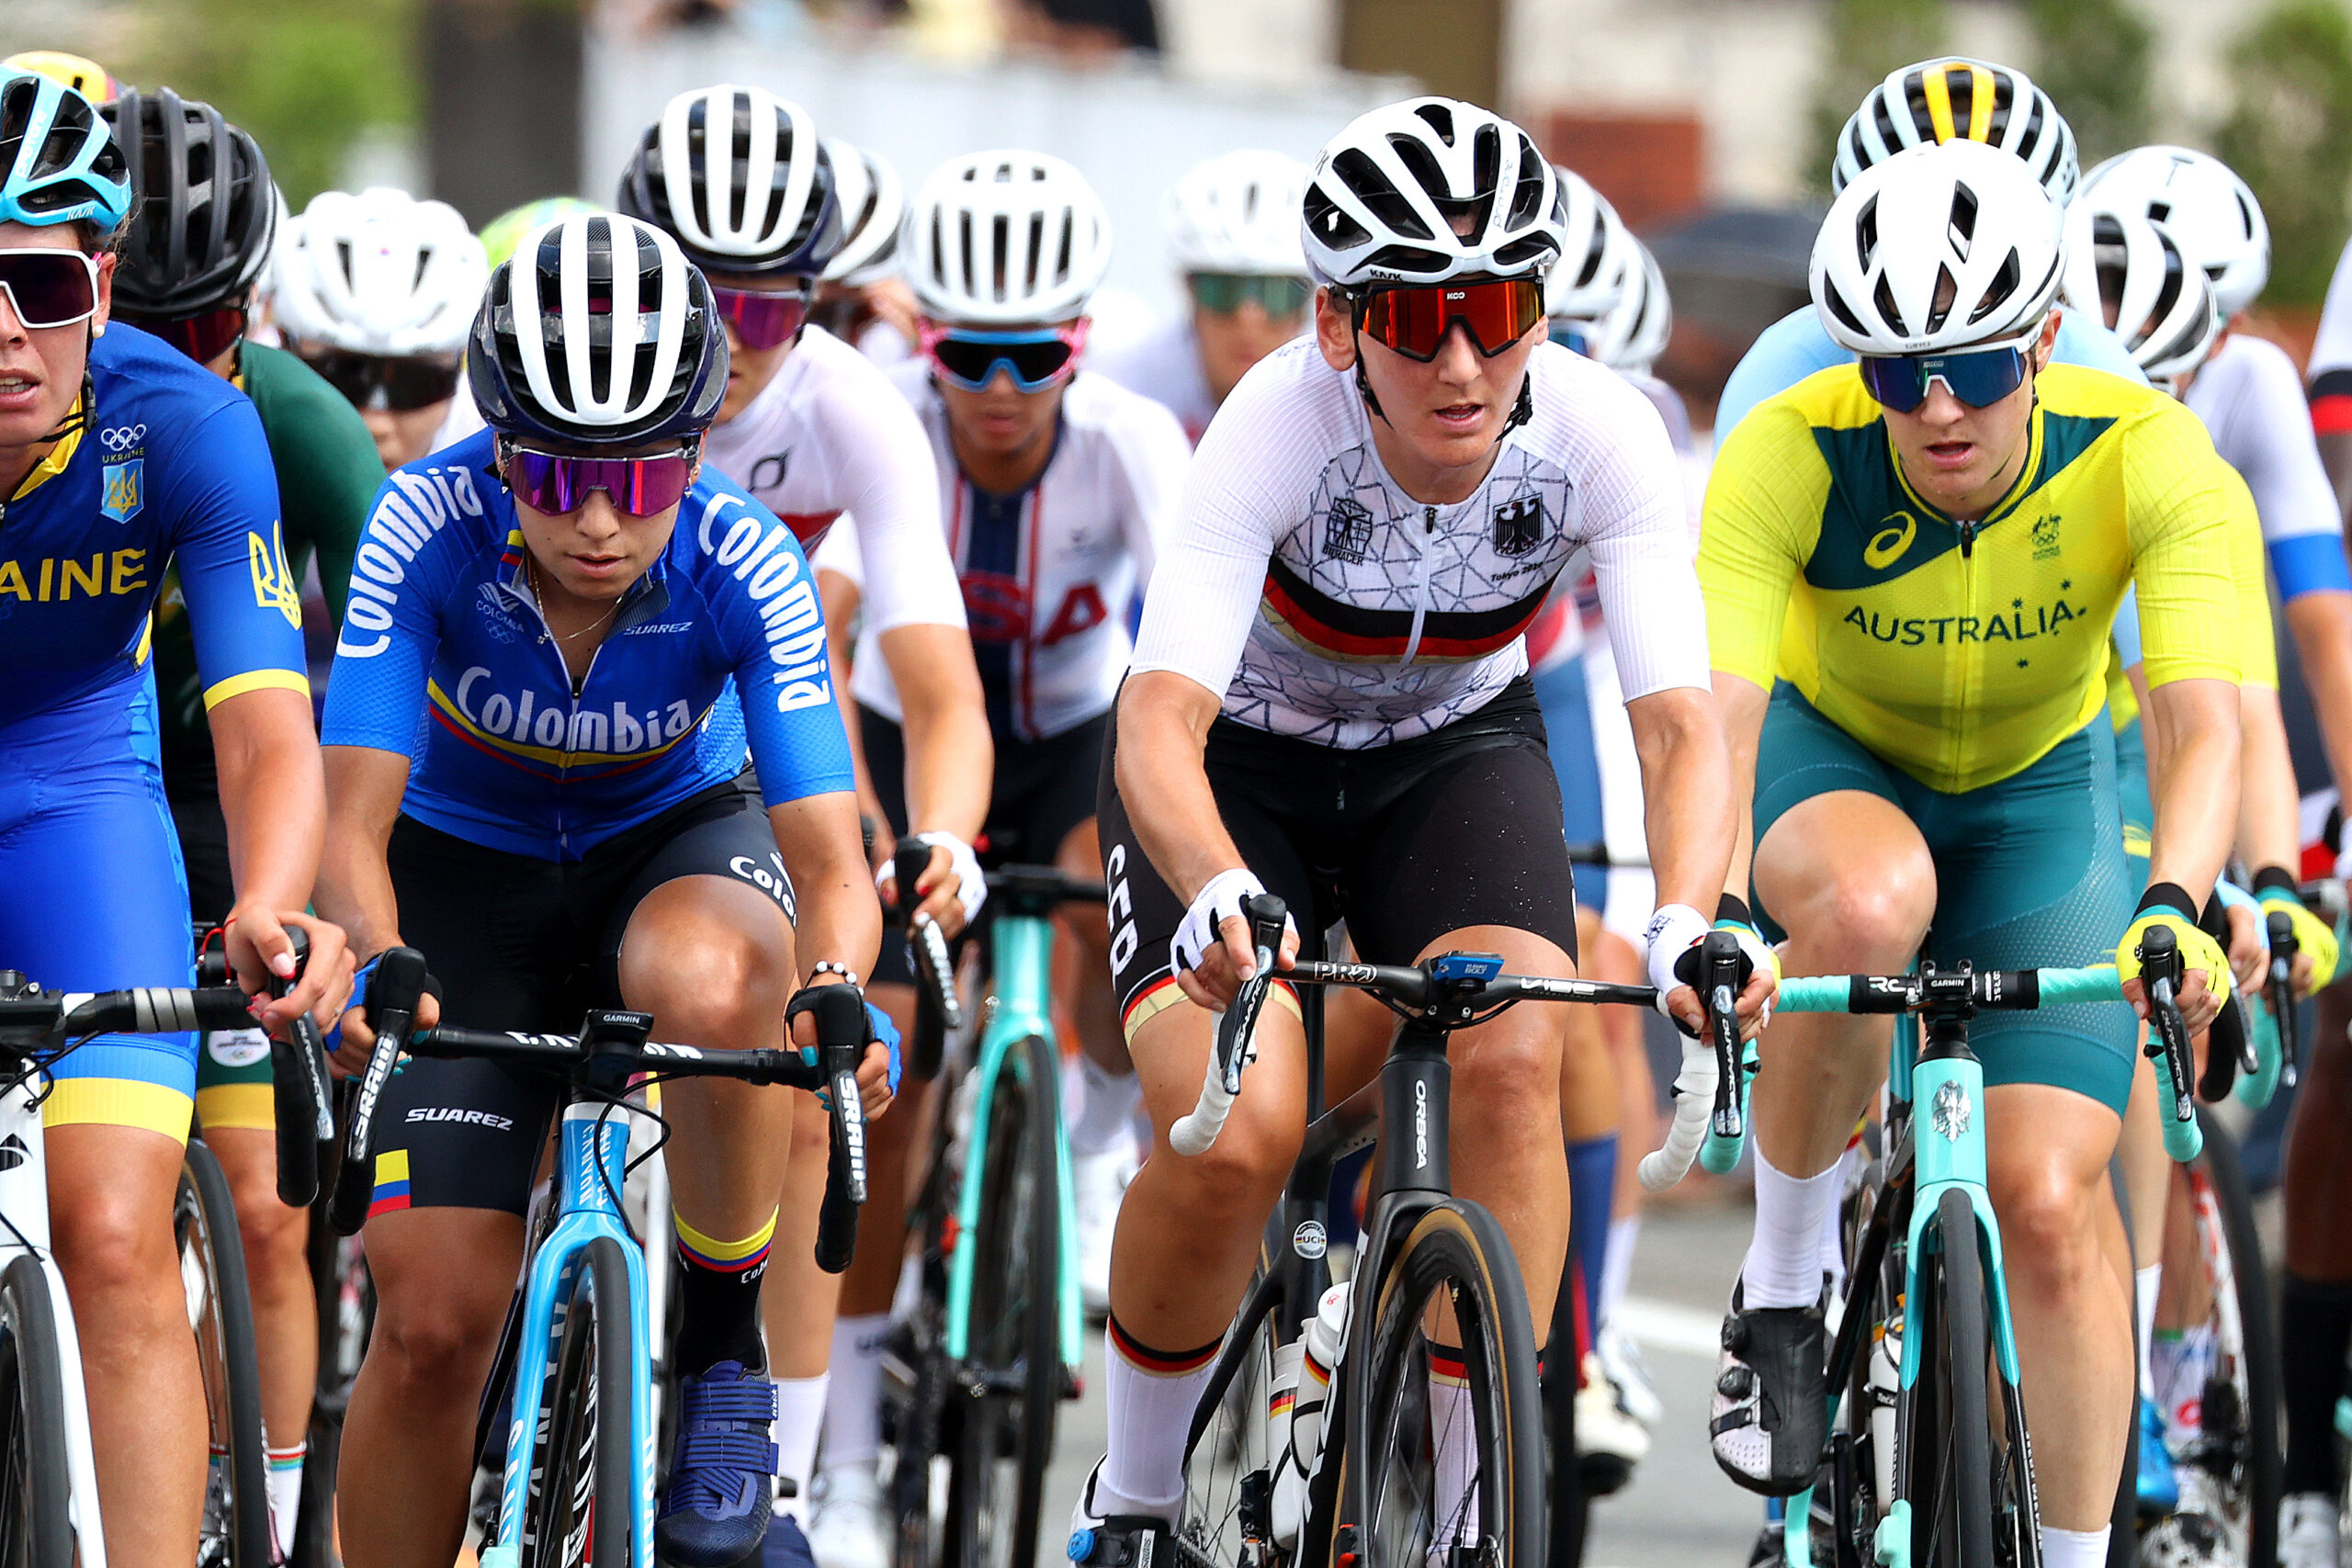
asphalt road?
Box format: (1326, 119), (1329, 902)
(1038, 1199), (1763, 1568)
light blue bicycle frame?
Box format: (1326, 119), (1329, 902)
(477, 1101), (656, 1568)
(942, 906), (1084, 1378)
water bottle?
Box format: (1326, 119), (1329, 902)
(1272, 1283), (1349, 1548)
(1868, 1293), (1903, 1506)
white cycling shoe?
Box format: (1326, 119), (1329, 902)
(1594, 1320), (1664, 1428)
(804, 1464), (889, 1568)
(1576, 1350), (1650, 1496)
(1073, 1134), (1137, 1318)
(2281, 1493), (2345, 1568)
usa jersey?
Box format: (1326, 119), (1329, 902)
(321, 431), (855, 860)
(820, 366), (1188, 742)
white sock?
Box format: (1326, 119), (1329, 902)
(1070, 1057), (1145, 1157)
(822, 1313), (889, 1469)
(2134, 1265), (2162, 1403)
(774, 1371), (829, 1520)
(1742, 1149), (1841, 1310)
(1099, 1320), (1221, 1520)
(2040, 1523), (2109, 1568)
(266, 1443), (304, 1560)
(1600, 1215), (1639, 1326)
(1427, 1354), (1480, 1545)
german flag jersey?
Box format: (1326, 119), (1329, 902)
(1700, 362), (2245, 794)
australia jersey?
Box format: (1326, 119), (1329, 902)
(320, 430), (855, 860)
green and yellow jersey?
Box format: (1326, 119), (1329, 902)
(1700, 362), (2245, 794)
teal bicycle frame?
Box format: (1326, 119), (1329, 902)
(941, 879), (1084, 1379)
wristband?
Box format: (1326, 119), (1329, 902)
(2137, 882), (2199, 922)
(1715, 893), (1753, 929)
(810, 961), (861, 987)
(2252, 864), (2300, 900)
(1643, 904), (1711, 1020)
(910, 832), (988, 926)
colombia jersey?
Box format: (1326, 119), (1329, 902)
(1701, 362), (2245, 794)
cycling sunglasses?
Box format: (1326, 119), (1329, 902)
(1188, 272), (1313, 318)
(1858, 335), (2040, 413)
(299, 348), (464, 413)
(0, 248), (101, 330)
(1351, 277), (1545, 363)
(711, 281), (814, 353)
(921, 320), (1089, 393)
(500, 439), (700, 518)
(120, 304), (247, 366)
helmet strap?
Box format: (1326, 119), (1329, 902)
(40, 326), (96, 445)
(1347, 313), (1389, 427)
(1502, 370), (1534, 437)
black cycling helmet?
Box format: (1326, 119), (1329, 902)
(616, 83), (842, 279)
(102, 86), (276, 317)
(469, 210), (729, 446)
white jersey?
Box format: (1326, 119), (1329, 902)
(2185, 333), (2351, 602)
(821, 366), (1189, 741)
(1133, 337), (1710, 750)
(701, 325), (966, 637)
(1091, 316), (1217, 444)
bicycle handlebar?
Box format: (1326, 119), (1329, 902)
(2265, 908), (2301, 1098)
(263, 929), (336, 1210)
(0, 982), (257, 1043)
(1644, 931), (1750, 1190)
(1169, 896), (1287, 1156)
(894, 840), (964, 1034)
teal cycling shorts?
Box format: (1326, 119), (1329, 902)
(1751, 683), (2137, 1115)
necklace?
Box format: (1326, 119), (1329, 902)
(527, 554), (621, 646)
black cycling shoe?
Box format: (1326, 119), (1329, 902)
(1710, 1282), (1828, 1497)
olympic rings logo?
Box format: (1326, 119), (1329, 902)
(99, 424), (147, 451)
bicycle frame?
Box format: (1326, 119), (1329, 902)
(943, 900), (1082, 1375)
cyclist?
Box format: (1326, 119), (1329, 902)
(271, 186), (490, 473)
(0, 68), (352, 1565)
(101, 84), (384, 1561)
(315, 211), (888, 1568)
(1071, 96), (1769, 1562)
(808, 138), (918, 365)
(1701, 141), (2244, 1568)
(608, 85), (991, 1550)
(801, 147), (1188, 1567)
(1091, 149), (1311, 443)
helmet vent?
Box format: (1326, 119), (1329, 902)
(1967, 250), (2021, 325)
(1340, 146), (1433, 242)
(1413, 101), (1457, 146)
(1948, 182), (1977, 258)
(1873, 275), (1907, 337)
(1303, 187), (1371, 251)
(1925, 265), (1955, 333)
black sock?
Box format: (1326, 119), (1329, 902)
(2280, 1272), (2352, 1495)
(672, 1209), (775, 1378)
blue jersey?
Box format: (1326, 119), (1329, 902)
(321, 431), (856, 860)
(1713, 306), (2149, 443)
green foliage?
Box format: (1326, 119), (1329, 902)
(2025, 0), (2152, 165)
(1805, 0), (1950, 196)
(2217, 0), (2352, 306)
(116, 0), (420, 208)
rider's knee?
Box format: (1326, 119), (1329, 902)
(633, 927), (780, 1041)
(1800, 874), (1932, 966)
(50, 1182), (173, 1305)
(371, 1280), (508, 1387)
(1159, 1113), (1301, 1217)
(1455, 1022), (1563, 1116)
(231, 1178), (309, 1267)
(1990, 1166), (2102, 1290)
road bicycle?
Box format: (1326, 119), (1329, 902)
(1170, 897), (1745, 1568)
(887, 850), (1100, 1568)
(334, 952), (873, 1568)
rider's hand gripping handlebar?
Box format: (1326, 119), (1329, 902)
(2136, 923), (2206, 1162)
(1169, 893), (1288, 1157)
(1639, 930), (1747, 1190)
(896, 839), (964, 1037)
(266, 928), (335, 1210)
(330, 947), (433, 1236)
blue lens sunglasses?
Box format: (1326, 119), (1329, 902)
(1858, 328), (2043, 413)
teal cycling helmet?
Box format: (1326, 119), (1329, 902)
(0, 70), (130, 233)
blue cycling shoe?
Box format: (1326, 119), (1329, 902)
(2136, 1393), (2179, 1517)
(757, 1512), (817, 1568)
(657, 1360), (780, 1567)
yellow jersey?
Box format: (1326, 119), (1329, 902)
(1700, 362), (2245, 793)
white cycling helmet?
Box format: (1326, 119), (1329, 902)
(272, 187), (488, 357)
(821, 139), (904, 288)
(1833, 57), (2078, 206)
(1544, 166), (1636, 324)
(1163, 150), (1309, 276)
(616, 84), (840, 278)
(1588, 240), (1672, 375)
(906, 150), (1112, 324)
(2060, 204), (2220, 389)
(2081, 145), (2269, 318)
(1302, 96), (1564, 288)
(1812, 140), (2064, 357)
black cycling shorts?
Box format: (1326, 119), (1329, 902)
(1098, 677), (1579, 1039)
(365, 779), (793, 1220)
(862, 705), (1109, 987)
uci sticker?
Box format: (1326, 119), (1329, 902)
(206, 1028), (270, 1069)
(1293, 1219), (1328, 1259)
(101, 458), (142, 523)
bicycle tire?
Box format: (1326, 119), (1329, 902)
(888, 1084), (966, 1568)
(182, 1138), (274, 1568)
(1175, 1268), (1286, 1568)
(1332, 1200), (1544, 1568)
(0, 1253), (74, 1568)
(523, 1235), (636, 1568)
(1910, 1186), (1995, 1568)
(294, 1213), (374, 1568)
(944, 1032), (1061, 1568)
(1542, 1254), (1586, 1568)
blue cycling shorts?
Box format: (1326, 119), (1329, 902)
(0, 683), (198, 1140)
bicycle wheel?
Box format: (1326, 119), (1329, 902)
(944, 1032), (1062, 1568)
(1333, 1200), (1544, 1568)
(888, 1080), (964, 1568)
(293, 1215), (374, 1568)
(523, 1235), (636, 1568)
(1175, 1269), (1285, 1568)
(0, 1254), (74, 1568)
(181, 1139), (272, 1568)
(1541, 1254), (1585, 1568)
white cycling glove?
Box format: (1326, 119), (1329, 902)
(1172, 868), (1283, 979)
(1643, 905), (1712, 1017)
(877, 832), (988, 927)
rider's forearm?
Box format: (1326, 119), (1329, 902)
(876, 621), (991, 842)
(314, 747), (408, 960)
(2144, 676), (2243, 899)
(210, 686), (327, 915)
(2286, 591), (2352, 799)
(1710, 671), (1770, 903)
(1626, 685), (1737, 916)
(2237, 683), (2302, 874)
(1116, 671), (1247, 907)
(770, 796), (885, 984)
